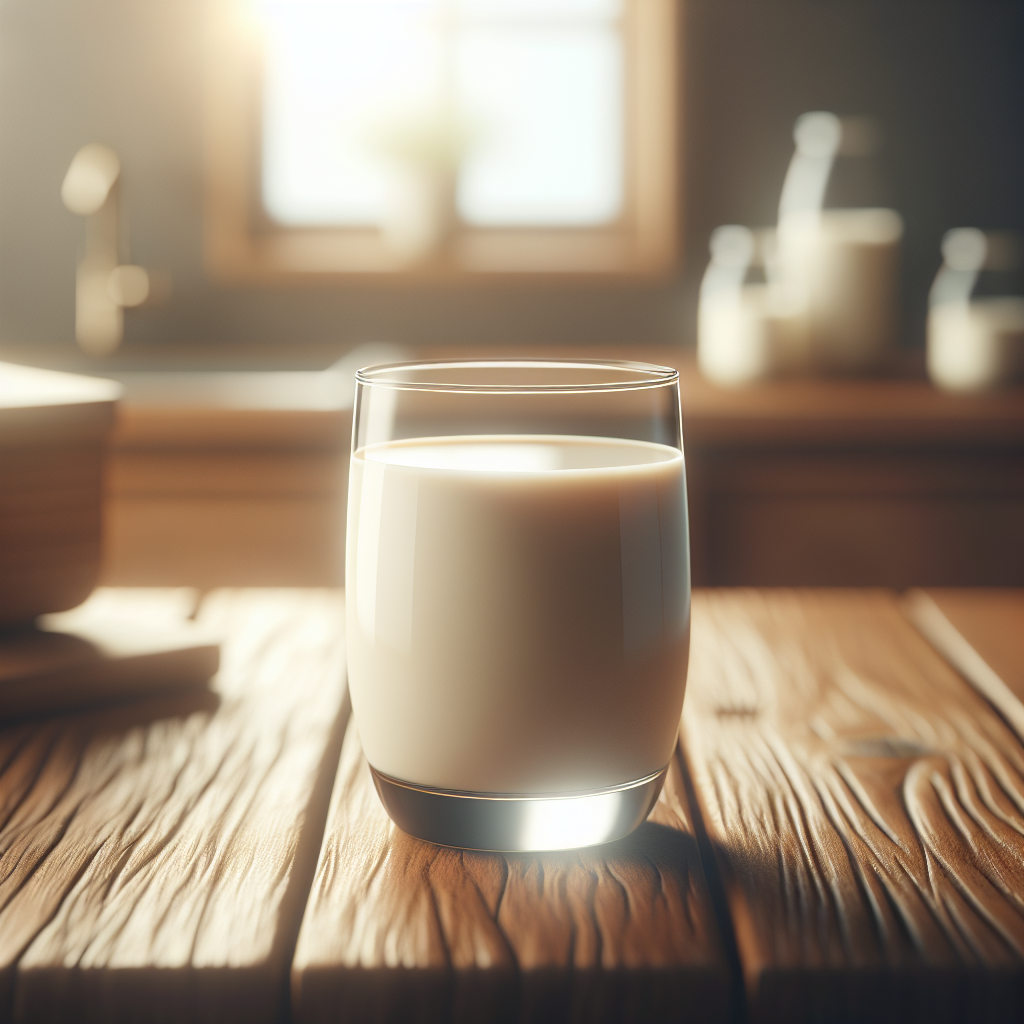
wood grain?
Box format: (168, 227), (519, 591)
(291, 723), (731, 1024)
(0, 588), (348, 1024)
(904, 589), (1024, 729)
(682, 590), (1024, 1023)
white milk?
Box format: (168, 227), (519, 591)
(346, 435), (690, 795)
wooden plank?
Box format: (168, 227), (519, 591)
(903, 589), (1024, 730)
(291, 723), (731, 1024)
(682, 590), (1024, 1023)
(0, 588), (348, 1024)
(1, 587), (217, 722)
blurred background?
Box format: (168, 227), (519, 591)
(0, 0), (1019, 365)
(0, 0), (1021, 593)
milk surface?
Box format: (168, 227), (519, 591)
(346, 434), (690, 794)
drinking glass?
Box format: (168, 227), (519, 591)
(346, 360), (690, 851)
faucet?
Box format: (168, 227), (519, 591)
(61, 144), (151, 355)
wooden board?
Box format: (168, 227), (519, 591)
(1, 588), (218, 722)
(0, 588), (348, 1024)
(903, 589), (1024, 733)
(682, 590), (1024, 1023)
(291, 724), (731, 1024)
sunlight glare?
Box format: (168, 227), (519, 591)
(259, 0), (623, 227)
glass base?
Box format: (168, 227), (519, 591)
(370, 765), (669, 852)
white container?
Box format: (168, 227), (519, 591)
(697, 210), (902, 383)
(775, 208), (903, 374)
(697, 282), (806, 385)
(927, 297), (1024, 391)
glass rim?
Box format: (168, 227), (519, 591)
(354, 358), (679, 394)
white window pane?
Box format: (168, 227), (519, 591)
(260, 1), (624, 228)
(262, 2), (439, 225)
(457, 28), (622, 225)
(459, 0), (621, 22)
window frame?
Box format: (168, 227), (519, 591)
(204, 0), (680, 285)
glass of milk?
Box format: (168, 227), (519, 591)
(346, 360), (690, 851)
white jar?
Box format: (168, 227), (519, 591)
(927, 296), (1024, 391)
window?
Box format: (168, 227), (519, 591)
(205, 0), (678, 281)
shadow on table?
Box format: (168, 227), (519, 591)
(1, 686), (221, 737)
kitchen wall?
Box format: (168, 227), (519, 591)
(1, 0), (1021, 370)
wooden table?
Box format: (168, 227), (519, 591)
(1, 588), (1021, 1023)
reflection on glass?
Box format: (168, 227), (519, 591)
(519, 790), (622, 851)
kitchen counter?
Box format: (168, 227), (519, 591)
(98, 350), (1024, 589)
